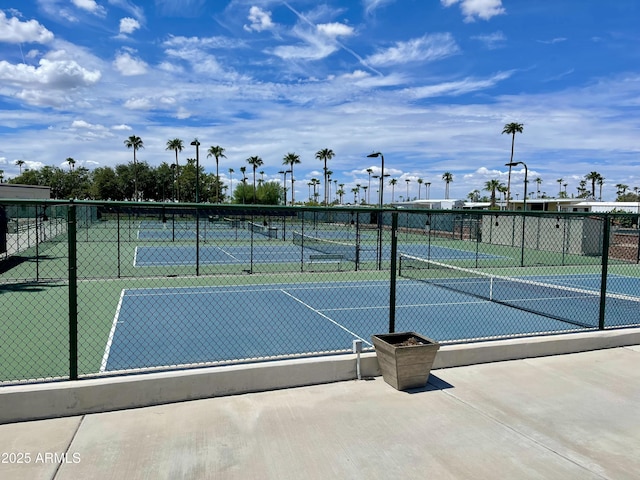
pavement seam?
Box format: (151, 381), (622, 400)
(439, 388), (610, 480)
(50, 415), (85, 480)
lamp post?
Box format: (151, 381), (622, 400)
(367, 152), (385, 207)
(505, 161), (527, 211)
(279, 170), (292, 205)
(190, 139), (201, 203)
(368, 152), (386, 270)
(506, 161), (528, 266)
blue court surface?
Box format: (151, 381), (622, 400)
(133, 244), (498, 267)
(98, 277), (614, 372)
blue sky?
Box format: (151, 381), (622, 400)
(0, 0), (639, 202)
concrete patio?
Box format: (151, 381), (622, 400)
(1, 339), (639, 479)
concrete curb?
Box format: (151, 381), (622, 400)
(1, 328), (638, 424)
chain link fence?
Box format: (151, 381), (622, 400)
(2, 200), (639, 384)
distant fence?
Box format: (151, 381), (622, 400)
(1, 199), (639, 385)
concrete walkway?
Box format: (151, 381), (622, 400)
(1, 345), (639, 480)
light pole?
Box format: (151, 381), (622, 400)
(506, 161), (528, 211)
(279, 170), (292, 205)
(506, 161), (528, 266)
(368, 152), (386, 270)
(367, 152), (385, 207)
(191, 139), (200, 203)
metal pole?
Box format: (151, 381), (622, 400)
(68, 202), (78, 380)
(598, 215), (611, 330)
(388, 212), (398, 333)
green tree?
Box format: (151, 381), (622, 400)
(246, 156), (264, 203)
(484, 179), (502, 209)
(502, 122), (524, 208)
(442, 172), (453, 199)
(65, 157), (75, 171)
(165, 138), (183, 201)
(207, 145), (226, 203)
(534, 177), (542, 198)
(315, 148), (335, 205)
(282, 152), (301, 205)
(124, 135), (144, 201)
(389, 178), (398, 202)
(91, 166), (120, 200)
(15, 159), (25, 174)
(584, 171), (602, 199)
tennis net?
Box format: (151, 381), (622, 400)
(398, 254), (640, 329)
(247, 221), (278, 238)
(292, 231), (358, 262)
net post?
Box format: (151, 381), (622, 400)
(598, 215), (611, 330)
(388, 211), (398, 333)
(67, 201), (78, 380)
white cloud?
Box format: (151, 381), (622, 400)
(119, 17), (140, 35)
(316, 23), (354, 38)
(271, 27), (340, 60)
(441, 0), (505, 22)
(71, 0), (107, 16)
(366, 33), (459, 67)
(112, 124), (132, 131)
(404, 71), (512, 98)
(124, 97), (153, 110)
(472, 31), (506, 49)
(0, 56), (101, 89)
(0, 11), (54, 44)
(113, 51), (148, 76)
(363, 0), (395, 16)
(538, 37), (567, 45)
(244, 6), (274, 32)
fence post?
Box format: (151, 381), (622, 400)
(598, 215), (611, 330)
(388, 211), (398, 333)
(68, 202), (78, 380)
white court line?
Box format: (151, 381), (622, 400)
(100, 289), (126, 373)
(133, 246), (139, 267)
(215, 246), (242, 261)
(279, 289), (372, 346)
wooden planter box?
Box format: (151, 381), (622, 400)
(372, 332), (440, 391)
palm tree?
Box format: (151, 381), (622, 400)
(502, 122), (524, 209)
(66, 157), (75, 171)
(246, 156), (263, 203)
(497, 183), (508, 205)
(165, 138), (183, 201)
(15, 159), (25, 174)
(585, 171), (601, 199)
(417, 178), (424, 200)
(239, 166), (247, 203)
(124, 135), (144, 201)
(351, 187), (359, 204)
(597, 176), (605, 201)
(484, 179), (501, 209)
(207, 145), (226, 203)
(534, 177), (542, 198)
(405, 178), (411, 201)
(282, 152), (301, 205)
(615, 184), (628, 197)
(315, 148), (335, 205)
(366, 168), (374, 203)
(442, 172), (453, 199)
(556, 178), (564, 197)
(389, 178), (398, 202)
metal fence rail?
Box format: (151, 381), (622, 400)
(2, 199), (639, 385)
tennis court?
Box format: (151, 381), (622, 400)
(99, 274), (612, 372)
(133, 243), (500, 267)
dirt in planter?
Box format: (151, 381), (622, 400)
(398, 337), (423, 346)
